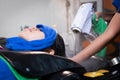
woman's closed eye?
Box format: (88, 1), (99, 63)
(18, 26), (45, 41)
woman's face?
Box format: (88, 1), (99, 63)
(18, 27), (45, 41)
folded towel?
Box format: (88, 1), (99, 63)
(6, 24), (57, 51)
(71, 3), (94, 34)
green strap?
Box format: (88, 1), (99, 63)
(92, 14), (107, 35)
(0, 56), (39, 80)
(95, 47), (107, 58)
(92, 14), (107, 58)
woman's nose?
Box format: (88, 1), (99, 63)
(31, 27), (37, 31)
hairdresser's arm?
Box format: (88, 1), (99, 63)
(71, 13), (120, 63)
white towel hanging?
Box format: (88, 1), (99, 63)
(71, 3), (94, 34)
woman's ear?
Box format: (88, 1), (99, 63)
(49, 49), (55, 55)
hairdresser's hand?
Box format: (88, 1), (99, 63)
(68, 57), (80, 64)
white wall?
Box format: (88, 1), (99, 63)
(0, 0), (67, 37)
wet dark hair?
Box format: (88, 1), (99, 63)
(41, 34), (66, 57)
(50, 34), (66, 57)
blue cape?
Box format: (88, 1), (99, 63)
(0, 58), (16, 80)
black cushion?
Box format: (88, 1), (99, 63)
(0, 51), (86, 78)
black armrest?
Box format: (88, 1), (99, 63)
(0, 51), (86, 78)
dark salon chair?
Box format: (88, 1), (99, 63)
(0, 51), (86, 80)
(42, 70), (80, 80)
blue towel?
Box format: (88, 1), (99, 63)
(6, 24), (57, 51)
